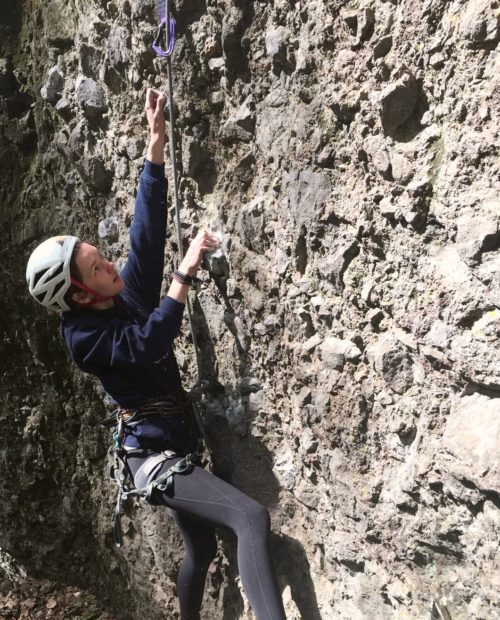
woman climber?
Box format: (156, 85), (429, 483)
(26, 88), (287, 620)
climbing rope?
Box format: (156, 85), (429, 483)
(153, 0), (204, 388)
(151, 1), (214, 458)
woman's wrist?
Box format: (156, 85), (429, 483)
(149, 132), (165, 144)
(147, 134), (165, 164)
(178, 261), (197, 278)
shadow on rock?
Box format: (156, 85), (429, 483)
(209, 430), (322, 619)
(189, 253), (321, 618)
(273, 533), (323, 620)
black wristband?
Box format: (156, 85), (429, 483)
(172, 270), (193, 286)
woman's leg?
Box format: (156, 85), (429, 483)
(128, 455), (287, 620)
(169, 509), (218, 620)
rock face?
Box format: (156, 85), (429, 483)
(1, 1), (500, 619)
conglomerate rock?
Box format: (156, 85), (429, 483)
(1, 1), (499, 619)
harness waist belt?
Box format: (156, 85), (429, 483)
(99, 395), (188, 428)
(137, 397), (185, 417)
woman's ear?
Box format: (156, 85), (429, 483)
(72, 290), (92, 305)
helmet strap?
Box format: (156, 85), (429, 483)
(70, 278), (114, 306)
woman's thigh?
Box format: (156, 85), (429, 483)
(153, 457), (268, 534)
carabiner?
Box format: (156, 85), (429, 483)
(152, 16), (176, 58)
(117, 414), (124, 441)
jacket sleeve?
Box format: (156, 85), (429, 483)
(71, 297), (185, 370)
(119, 160), (168, 312)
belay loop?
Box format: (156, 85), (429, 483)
(152, 15), (176, 57)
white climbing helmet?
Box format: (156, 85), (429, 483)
(26, 235), (80, 311)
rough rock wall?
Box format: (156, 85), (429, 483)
(1, 0), (499, 618)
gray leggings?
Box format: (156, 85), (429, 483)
(127, 454), (287, 620)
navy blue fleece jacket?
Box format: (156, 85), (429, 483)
(60, 161), (190, 450)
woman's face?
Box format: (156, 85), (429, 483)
(74, 242), (125, 298)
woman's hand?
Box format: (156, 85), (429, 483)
(179, 230), (221, 277)
(145, 88), (166, 164)
(167, 230), (221, 304)
(145, 88), (166, 138)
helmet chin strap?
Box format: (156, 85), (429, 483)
(71, 278), (114, 306)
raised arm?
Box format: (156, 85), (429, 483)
(120, 89), (220, 312)
(119, 89), (168, 310)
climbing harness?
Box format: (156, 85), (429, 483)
(103, 396), (204, 548)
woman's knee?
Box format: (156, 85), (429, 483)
(242, 500), (271, 534)
(183, 535), (217, 572)
(183, 527), (218, 565)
